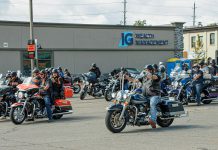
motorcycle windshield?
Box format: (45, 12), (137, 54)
(17, 77), (38, 91)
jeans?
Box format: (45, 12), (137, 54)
(193, 83), (203, 104)
(44, 95), (52, 120)
(150, 96), (161, 123)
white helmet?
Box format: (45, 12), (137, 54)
(159, 62), (164, 65)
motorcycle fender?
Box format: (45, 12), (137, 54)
(11, 102), (24, 108)
(106, 104), (123, 112)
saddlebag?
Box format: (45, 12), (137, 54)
(54, 99), (72, 111)
(160, 100), (185, 116)
(64, 87), (73, 98)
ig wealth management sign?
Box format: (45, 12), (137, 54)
(118, 31), (169, 48)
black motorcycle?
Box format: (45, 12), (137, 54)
(105, 90), (186, 133)
(80, 73), (104, 100)
(0, 85), (16, 118)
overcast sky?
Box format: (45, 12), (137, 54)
(0, 0), (217, 27)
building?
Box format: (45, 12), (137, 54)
(184, 25), (218, 62)
(0, 21), (184, 75)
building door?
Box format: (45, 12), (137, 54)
(23, 51), (53, 76)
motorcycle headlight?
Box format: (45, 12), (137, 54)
(111, 93), (116, 98)
(17, 92), (24, 99)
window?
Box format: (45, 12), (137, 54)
(210, 33), (215, 45)
(23, 51), (53, 76)
(191, 36), (196, 48)
(199, 36), (203, 43)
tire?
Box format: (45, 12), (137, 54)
(104, 90), (113, 101)
(10, 106), (27, 125)
(201, 90), (212, 104)
(156, 117), (174, 128)
(73, 84), (81, 94)
(53, 114), (63, 120)
(80, 89), (87, 100)
(105, 110), (126, 133)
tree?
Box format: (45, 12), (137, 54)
(133, 20), (146, 26)
(194, 34), (205, 61)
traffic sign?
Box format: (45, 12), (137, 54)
(27, 44), (35, 52)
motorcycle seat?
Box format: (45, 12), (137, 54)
(130, 94), (148, 104)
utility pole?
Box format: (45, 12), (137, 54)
(123, 0), (127, 26)
(193, 2), (196, 27)
(29, 0), (35, 71)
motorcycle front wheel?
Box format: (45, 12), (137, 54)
(104, 90), (113, 101)
(10, 106), (27, 125)
(105, 110), (127, 133)
(80, 86), (88, 100)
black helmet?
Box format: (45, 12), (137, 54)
(199, 60), (205, 66)
(52, 69), (58, 74)
(152, 64), (158, 70)
(159, 66), (166, 73)
(11, 71), (17, 77)
(91, 63), (96, 67)
(144, 64), (154, 71)
(40, 70), (46, 75)
(58, 66), (62, 70)
(32, 68), (40, 74)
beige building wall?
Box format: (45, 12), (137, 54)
(184, 29), (218, 59)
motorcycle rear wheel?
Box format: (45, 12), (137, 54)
(105, 110), (126, 133)
(10, 106), (27, 125)
(156, 117), (174, 128)
(201, 90), (212, 104)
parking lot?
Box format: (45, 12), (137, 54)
(0, 95), (218, 150)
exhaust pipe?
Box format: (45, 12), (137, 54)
(53, 110), (73, 116)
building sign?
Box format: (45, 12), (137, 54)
(119, 31), (169, 48)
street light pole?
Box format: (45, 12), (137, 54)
(29, 0), (34, 71)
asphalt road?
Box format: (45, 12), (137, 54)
(0, 95), (218, 150)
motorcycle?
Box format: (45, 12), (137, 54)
(63, 76), (82, 94)
(10, 77), (73, 124)
(80, 73), (103, 100)
(105, 73), (186, 133)
(169, 74), (216, 105)
(0, 85), (16, 118)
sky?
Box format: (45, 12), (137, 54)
(0, 0), (217, 27)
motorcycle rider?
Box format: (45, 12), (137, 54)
(126, 65), (161, 128)
(31, 68), (41, 86)
(7, 71), (22, 89)
(89, 63), (101, 79)
(51, 69), (64, 100)
(39, 70), (53, 122)
(192, 64), (204, 106)
(209, 59), (218, 76)
(58, 66), (64, 78)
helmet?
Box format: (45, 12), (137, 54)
(199, 60), (205, 66)
(152, 64), (158, 70)
(52, 69), (59, 74)
(45, 68), (48, 72)
(91, 63), (97, 67)
(40, 70), (46, 75)
(32, 68), (40, 74)
(11, 71), (17, 77)
(159, 66), (166, 73)
(144, 64), (154, 71)
(58, 66), (62, 70)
